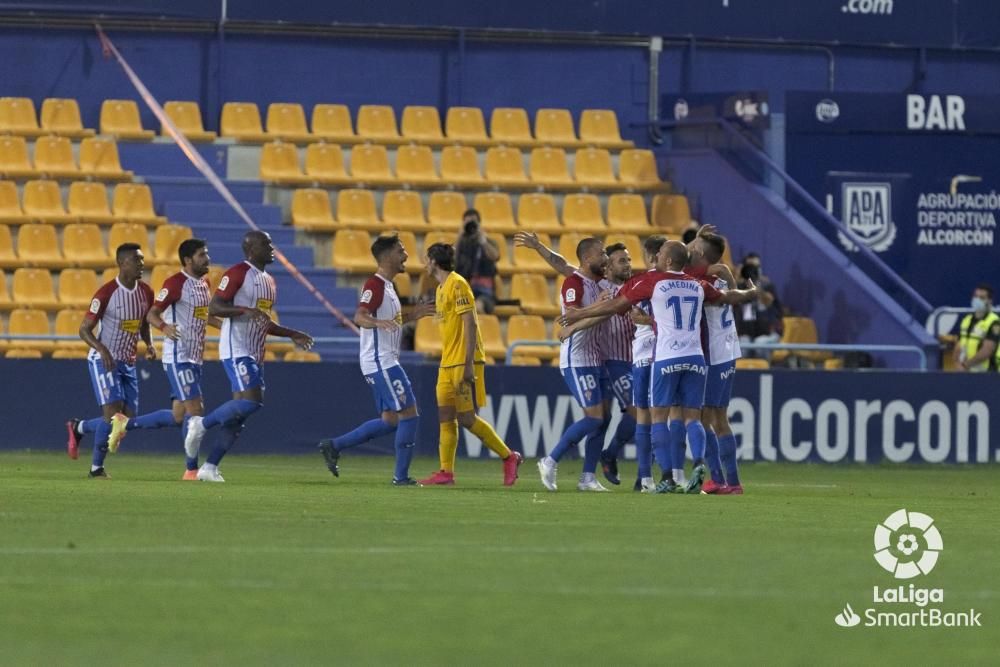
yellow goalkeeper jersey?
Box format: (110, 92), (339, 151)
(436, 271), (486, 368)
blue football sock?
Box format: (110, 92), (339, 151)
(583, 414), (611, 471)
(182, 417), (198, 470)
(550, 416), (604, 462)
(635, 423), (652, 479)
(91, 420), (111, 468)
(80, 417), (104, 435)
(687, 420), (707, 463)
(651, 422), (671, 476)
(333, 418), (396, 451)
(393, 416), (419, 480)
(605, 413), (636, 459)
(126, 409), (178, 431)
(206, 417), (246, 466)
(719, 433), (740, 486)
(704, 429), (724, 483)
(669, 419), (686, 473)
(203, 399), (261, 430)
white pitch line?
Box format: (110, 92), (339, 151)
(0, 544), (660, 556)
(753, 483), (839, 488)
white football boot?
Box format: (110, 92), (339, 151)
(537, 456), (558, 491)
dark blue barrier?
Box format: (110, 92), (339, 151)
(10, 360), (997, 464)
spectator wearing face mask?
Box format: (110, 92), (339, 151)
(734, 252), (783, 351)
(955, 283), (999, 372)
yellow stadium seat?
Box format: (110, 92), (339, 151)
(517, 193), (562, 235)
(0, 270), (12, 310)
(579, 109), (628, 147)
(506, 314), (557, 359)
(336, 189), (380, 231)
(427, 191), (468, 232)
(490, 108), (532, 144)
(63, 223), (110, 268)
(100, 100), (154, 140)
(513, 231), (555, 275)
(266, 103), (311, 142)
(311, 104), (355, 142)
(510, 274), (559, 317)
(422, 230), (457, 254)
(401, 106), (443, 141)
(395, 144), (439, 185)
(735, 357), (770, 370)
(607, 193), (651, 232)
(440, 145), (483, 187)
(284, 349), (322, 362)
(259, 141), (308, 185)
(52, 348), (89, 359)
(0, 225), (17, 269)
(220, 102), (268, 142)
(478, 314), (507, 359)
(54, 308), (89, 352)
(510, 355), (541, 366)
(472, 192), (517, 234)
(771, 317), (831, 365)
(8, 308), (52, 351)
(40, 98), (94, 139)
(153, 224), (192, 266)
(0, 97), (42, 137)
(33, 135), (79, 179)
(290, 188), (337, 231)
(356, 105), (399, 141)
(562, 193), (606, 234)
(382, 190), (427, 232)
(651, 194), (692, 235)
(529, 147), (572, 187)
(0, 180), (26, 224)
(112, 183), (165, 225)
(162, 101), (216, 141)
(101, 267), (118, 284)
(67, 182), (114, 225)
(331, 229), (373, 273)
(108, 222), (149, 256)
(79, 138), (133, 181)
(534, 108), (578, 145)
(17, 223), (67, 268)
(558, 232), (588, 264)
(304, 142), (350, 185)
(604, 233), (645, 269)
(574, 147), (617, 187)
(0, 136), (35, 179)
(22, 180), (72, 224)
(619, 149), (662, 186)
(12, 269), (59, 309)
(488, 232), (514, 274)
(149, 264), (181, 291)
(393, 272), (412, 300)
(395, 231), (423, 273)
(414, 316), (442, 357)
(58, 269), (98, 308)
(349, 144), (394, 184)
(485, 146), (527, 185)
(202, 265), (224, 293)
(445, 107), (488, 144)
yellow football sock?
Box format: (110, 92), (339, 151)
(439, 420), (459, 472)
(469, 417), (511, 459)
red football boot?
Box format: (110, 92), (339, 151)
(503, 451), (523, 486)
(700, 479), (727, 495)
(718, 484), (744, 495)
(66, 419), (81, 460)
(419, 470), (455, 485)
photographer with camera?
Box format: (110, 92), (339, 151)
(454, 209), (500, 314)
(734, 252), (783, 352)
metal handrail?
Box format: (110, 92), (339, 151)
(638, 116), (934, 320)
(506, 339), (927, 370)
(927, 306), (1000, 337)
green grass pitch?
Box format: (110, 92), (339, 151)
(1, 452), (997, 665)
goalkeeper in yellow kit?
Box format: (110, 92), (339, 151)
(419, 243), (523, 486)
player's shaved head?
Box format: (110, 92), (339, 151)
(658, 240), (689, 270)
(242, 230), (269, 255)
(575, 237), (603, 262)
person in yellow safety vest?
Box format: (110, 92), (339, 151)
(955, 283), (999, 372)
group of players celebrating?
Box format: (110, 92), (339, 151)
(65, 224), (756, 494)
(327, 224), (758, 494)
(65, 231), (313, 480)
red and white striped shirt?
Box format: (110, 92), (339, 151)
(598, 280), (634, 363)
(559, 271), (603, 369)
(85, 278), (154, 364)
(217, 261), (277, 363)
(358, 274), (403, 375)
(153, 271), (211, 365)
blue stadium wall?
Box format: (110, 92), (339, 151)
(7, 360), (997, 465)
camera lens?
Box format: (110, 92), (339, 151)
(464, 220), (478, 234)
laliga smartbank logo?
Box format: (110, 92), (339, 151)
(834, 509), (982, 629)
